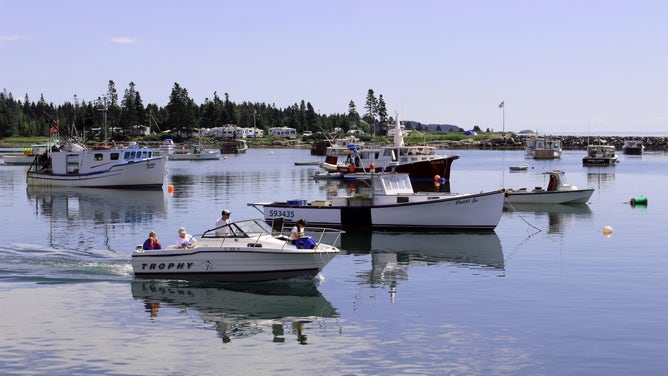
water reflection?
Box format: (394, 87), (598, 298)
(586, 172), (616, 190)
(131, 280), (339, 344)
(26, 187), (167, 251)
(341, 232), (504, 300)
(504, 204), (592, 234)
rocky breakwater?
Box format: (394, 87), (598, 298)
(429, 135), (668, 151)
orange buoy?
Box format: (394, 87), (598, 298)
(370, 162), (376, 171)
(167, 184), (174, 194)
(602, 225), (613, 238)
(348, 164), (355, 173)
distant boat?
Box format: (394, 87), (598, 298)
(157, 138), (175, 156)
(220, 139), (248, 154)
(508, 163), (529, 172)
(168, 143), (221, 160)
(320, 117), (460, 182)
(583, 144), (619, 166)
(525, 135), (562, 159)
(504, 169), (594, 205)
(622, 139), (644, 155)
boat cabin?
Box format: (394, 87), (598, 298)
(47, 143), (156, 175)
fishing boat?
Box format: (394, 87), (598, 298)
(26, 130), (166, 189)
(582, 144), (619, 166)
(504, 169), (594, 205)
(622, 139), (644, 155)
(132, 218), (343, 282)
(320, 118), (460, 182)
(249, 172), (505, 231)
(524, 135), (562, 159)
(168, 143), (221, 160)
(220, 139), (248, 154)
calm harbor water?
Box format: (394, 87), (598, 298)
(1, 148), (667, 375)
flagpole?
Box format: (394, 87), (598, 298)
(498, 100), (505, 140)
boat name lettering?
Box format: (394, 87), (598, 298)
(268, 209), (295, 218)
(140, 262), (194, 270)
(455, 198), (478, 205)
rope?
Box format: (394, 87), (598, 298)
(503, 196), (543, 232)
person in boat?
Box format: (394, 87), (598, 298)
(143, 230), (162, 250)
(291, 219), (317, 249)
(215, 209), (231, 236)
(176, 227), (197, 249)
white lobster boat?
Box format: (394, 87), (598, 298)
(132, 218), (343, 282)
(26, 139), (166, 189)
(250, 173), (504, 231)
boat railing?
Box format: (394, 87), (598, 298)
(271, 219), (345, 250)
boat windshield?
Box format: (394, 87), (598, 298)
(202, 219), (270, 238)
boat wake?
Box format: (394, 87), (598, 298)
(0, 243), (132, 283)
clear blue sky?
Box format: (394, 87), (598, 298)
(2, 0), (667, 134)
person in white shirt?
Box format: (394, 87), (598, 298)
(176, 227), (197, 249)
(215, 209), (231, 236)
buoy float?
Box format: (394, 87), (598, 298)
(223, 156), (228, 160)
(348, 164), (355, 173)
(370, 162), (375, 171)
(602, 225), (614, 237)
(629, 195), (647, 206)
(167, 184), (174, 194)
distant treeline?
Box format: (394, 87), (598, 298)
(0, 82), (399, 141)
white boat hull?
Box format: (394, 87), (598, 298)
(132, 247), (338, 282)
(504, 188), (594, 205)
(27, 158), (166, 189)
(255, 190), (505, 231)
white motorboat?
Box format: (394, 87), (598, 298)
(320, 118), (460, 182)
(582, 144), (619, 166)
(168, 143), (221, 160)
(132, 218), (343, 282)
(524, 135), (562, 159)
(26, 135), (166, 189)
(504, 169), (594, 205)
(249, 173), (505, 231)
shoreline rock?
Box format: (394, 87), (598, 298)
(429, 135), (668, 151)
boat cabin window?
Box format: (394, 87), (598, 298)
(110, 153), (119, 160)
(94, 153), (103, 161)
